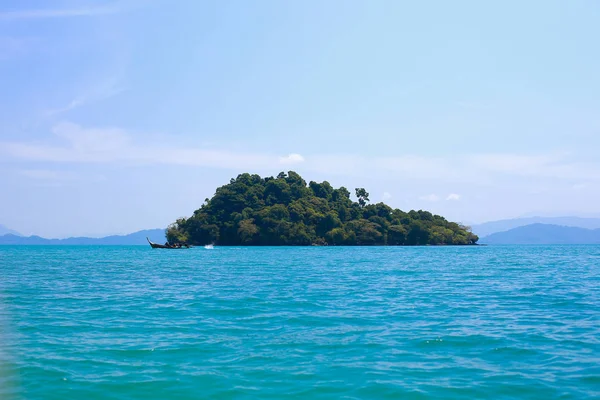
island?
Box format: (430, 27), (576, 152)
(166, 172), (478, 246)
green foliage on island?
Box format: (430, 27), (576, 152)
(166, 172), (478, 246)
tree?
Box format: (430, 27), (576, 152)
(238, 219), (259, 244)
(355, 188), (370, 208)
(166, 219), (189, 244)
(388, 225), (407, 245)
(326, 227), (347, 245)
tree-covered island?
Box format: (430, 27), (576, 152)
(166, 172), (478, 246)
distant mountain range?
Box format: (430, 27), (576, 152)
(0, 229), (166, 245)
(479, 223), (600, 245)
(471, 216), (600, 238)
(0, 224), (21, 236)
(4, 218), (600, 245)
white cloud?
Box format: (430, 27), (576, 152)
(419, 194), (439, 202)
(446, 193), (461, 201)
(279, 153), (305, 164)
(382, 192), (392, 201)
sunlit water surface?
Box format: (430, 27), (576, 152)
(1, 245), (599, 399)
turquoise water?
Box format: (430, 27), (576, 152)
(0, 246), (599, 399)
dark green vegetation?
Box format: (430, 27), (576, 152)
(167, 172), (478, 246)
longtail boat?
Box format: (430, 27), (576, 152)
(147, 237), (190, 249)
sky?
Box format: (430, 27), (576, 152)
(1, 0), (599, 238)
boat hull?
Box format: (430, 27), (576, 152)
(147, 238), (190, 249)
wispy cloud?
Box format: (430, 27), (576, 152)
(0, 36), (36, 59)
(19, 169), (76, 180)
(466, 153), (600, 181)
(2, 122), (291, 170)
(446, 193), (461, 201)
(0, 5), (119, 21)
(457, 101), (491, 110)
(382, 192), (392, 201)
(419, 194), (440, 202)
(3, 122), (600, 185)
(279, 153), (305, 165)
(45, 98), (87, 116)
(44, 78), (126, 116)
(18, 169), (107, 186)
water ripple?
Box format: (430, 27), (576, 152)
(0, 245), (599, 399)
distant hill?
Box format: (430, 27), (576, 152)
(0, 224), (21, 236)
(0, 229), (166, 245)
(471, 217), (600, 238)
(480, 224), (600, 244)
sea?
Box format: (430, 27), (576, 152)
(0, 245), (598, 399)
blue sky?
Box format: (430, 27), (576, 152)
(1, 0), (599, 237)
